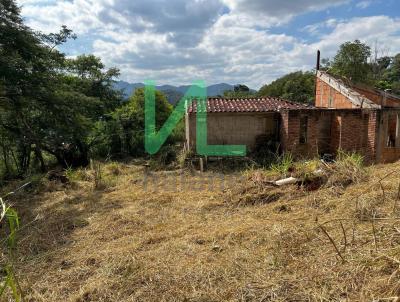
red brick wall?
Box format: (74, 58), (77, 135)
(366, 111), (379, 163)
(380, 148), (400, 163)
(280, 110), (319, 159)
(331, 111), (377, 163)
(316, 77), (400, 109)
(353, 87), (400, 108)
(315, 78), (354, 109)
(281, 109), (379, 163)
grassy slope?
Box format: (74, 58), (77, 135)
(6, 161), (400, 301)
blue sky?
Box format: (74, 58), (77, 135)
(17, 0), (400, 89)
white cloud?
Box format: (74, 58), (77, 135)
(313, 16), (400, 58)
(19, 0), (105, 34)
(16, 0), (400, 89)
(356, 1), (373, 9)
(302, 18), (339, 36)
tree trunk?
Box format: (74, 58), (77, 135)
(1, 145), (10, 175)
(34, 146), (46, 172)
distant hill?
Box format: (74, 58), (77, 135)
(113, 81), (240, 105)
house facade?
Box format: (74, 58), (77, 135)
(185, 71), (400, 164)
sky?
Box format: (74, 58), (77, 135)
(16, 0), (400, 89)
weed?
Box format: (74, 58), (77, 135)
(0, 192), (22, 301)
(271, 152), (293, 177)
(328, 150), (366, 187)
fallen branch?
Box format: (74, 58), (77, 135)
(318, 224), (346, 263)
(339, 221), (347, 253)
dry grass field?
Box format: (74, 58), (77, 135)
(3, 158), (400, 301)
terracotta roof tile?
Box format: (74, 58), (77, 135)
(187, 97), (313, 113)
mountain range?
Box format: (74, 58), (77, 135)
(114, 81), (239, 105)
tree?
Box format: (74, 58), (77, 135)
(223, 84), (254, 98)
(93, 88), (173, 158)
(258, 71), (315, 104)
(0, 0), (123, 173)
(331, 40), (372, 83)
(381, 54), (400, 93)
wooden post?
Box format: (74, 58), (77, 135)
(376, 110), (384, 164)
(396, 113), (400, 148)
(144, 163), (150, 175)
(199, 158), (204, 173)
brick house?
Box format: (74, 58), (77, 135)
(185, 71), (400, 164)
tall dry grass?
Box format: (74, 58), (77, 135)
(5, 158), (400, 301)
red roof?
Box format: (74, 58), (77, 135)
(187, 97), (312, 113)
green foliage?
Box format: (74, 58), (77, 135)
(5, 208), (19, 249)
(377, 54), (400, 95)
(116, 88), (172, 156)
(155, 145), (178, 167)
(330, 40), (372, 83)
(258, 71), (315, 104)
(91, 88), (176, 159)
(328, 150), (366, 187)
(0, 0), (123, 176)
(0, 196), (21, 301)
(223, 84), (255, 98)
(322, 40), (400, 95)
(271, 153), (294, 177)
(336, 149), (364, 168)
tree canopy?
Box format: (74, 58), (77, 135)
(223, 84), (254, 98)
(92, 88), (173, 158)
(330, 40), (372, 83)
(324, 40), (400, 94)
(258, 71), (315, 104)
(0, 0), (123, 175)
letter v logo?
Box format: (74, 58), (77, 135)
(145, 80), (246, 157)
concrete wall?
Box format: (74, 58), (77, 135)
(186, 112), (278, 152)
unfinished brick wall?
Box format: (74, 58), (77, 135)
(186, 106), (398, 164)
(353, 86), (400, 108)
(280, 110), (319, 158)
(366, 111), (379, 163)
(316, 77), (400, 109)
(330, 110), (378, 163)
(378, 110), (400, 163)
(316, 78), (354, 109)
(281, 109), (379, 163)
